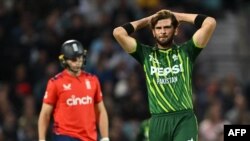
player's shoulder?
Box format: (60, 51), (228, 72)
(136, 41), (154, 50)
(82, 71), (99, 80)
(142, 43), (155, 51)
(174, 40), (192, 54)
(50, 72), (64, 82)
(179, 39), (195, 48)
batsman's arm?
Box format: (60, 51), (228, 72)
(38, 103), (53, 140)
(95, 101), (109, 140)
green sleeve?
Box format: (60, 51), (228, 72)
(129, 41), (146, 65)
(181, 38), (203, 62)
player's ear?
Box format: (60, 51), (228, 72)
(152, 29), (156, 38)
(59, 54), (67, 68)
(174, 27), (179, 36)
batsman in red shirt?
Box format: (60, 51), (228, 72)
(38, 40), (109, 141)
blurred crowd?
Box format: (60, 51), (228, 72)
(0, 0), (249, 141)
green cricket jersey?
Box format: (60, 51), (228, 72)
(130, 39), (202, 114)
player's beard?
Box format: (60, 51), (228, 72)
(155, 34), (174, 48)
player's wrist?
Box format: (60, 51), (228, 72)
(100, 137), (110, 141)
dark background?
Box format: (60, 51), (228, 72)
(0, 0), (249, 141)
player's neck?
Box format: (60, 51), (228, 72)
(66, 69), (81, 77)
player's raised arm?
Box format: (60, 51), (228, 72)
(113, 14), (156, 53)
(173, 12), (216, 48)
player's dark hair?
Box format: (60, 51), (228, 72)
(150, 11), (179, 29)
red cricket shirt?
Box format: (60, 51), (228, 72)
(43, 70), (103, 141)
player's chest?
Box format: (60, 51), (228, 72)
(58, 78), (96, 99)
(146, 51), (184, 67)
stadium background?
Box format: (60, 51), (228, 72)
(0, 0), (249, 141)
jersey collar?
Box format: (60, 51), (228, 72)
(157, 44), (178, 53)
(62, 69), (84, 78)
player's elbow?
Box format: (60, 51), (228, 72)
(206, 17), (217, 30)
(113, 27), (126, 38)
(113, 28), (119, 38)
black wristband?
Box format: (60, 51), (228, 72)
(121, 23), (135, 35)
(194, 14), (207, 28)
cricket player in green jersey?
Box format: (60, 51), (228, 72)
(113, 9), (216, 141)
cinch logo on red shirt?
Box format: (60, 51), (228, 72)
(66, 95), (93, 106)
